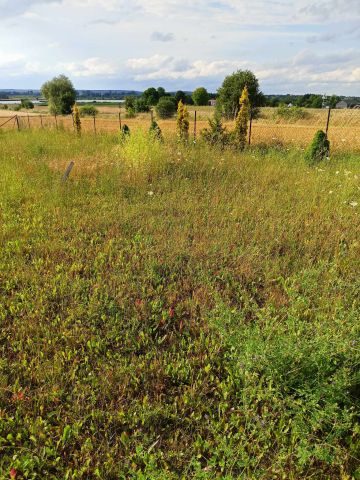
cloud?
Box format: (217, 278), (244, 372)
(151, 31), (174, 42)
(0, 0), (60, 18)
(126, 54), (248, 80)
(298, 0), (360, 21)
(60, 58), (117, 77)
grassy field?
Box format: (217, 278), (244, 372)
(1, 105), (360, 152)
(0, 129), (360, 479)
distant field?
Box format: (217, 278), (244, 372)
(0, 129), (360, 479)
(1, 105), (360, 151)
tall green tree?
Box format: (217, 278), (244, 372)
(41, 74), (76, 115)
(157, 87), (166, 98)
(175, 90), (187, 104)
(192, 87), (209, 106)
(216, 70), (264, 119)
(143, 88), (159, 106)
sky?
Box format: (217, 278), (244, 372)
(0, 0), (360, 95)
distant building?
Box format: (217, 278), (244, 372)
(208, 99), (217, 107)
(336, 100), (348, 109)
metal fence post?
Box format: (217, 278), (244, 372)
(325, 107), (331, 138)
(194, 110), (197, 143)
(248, 110), (253, 146)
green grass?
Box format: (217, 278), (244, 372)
(0, 129), (359, 479)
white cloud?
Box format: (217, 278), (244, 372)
(151, 31), (174, 42)
(60, 58), (117, 77)
(126, 55), (249, 80)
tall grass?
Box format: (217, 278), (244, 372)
(0, 129), (359, 479)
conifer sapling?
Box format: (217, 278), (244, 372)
(233, 86), (250, 150)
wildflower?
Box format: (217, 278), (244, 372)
(168, 307), (175, 318)
(329, 191), (333, 194)
(135, 299), (143, 307)
(349, 201), (358, 208)
(335, 171), (339, 175)
(147, 191), (154, 196)
(10, 468), (17, 479)
(12, 391), (24, 402)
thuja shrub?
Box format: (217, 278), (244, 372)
(233, 86), (250, 150)
(149, 120), (163, 142)
(176, 100), (189, 142)
(305, 130), (330, 166)
(72, 103), (81, 135)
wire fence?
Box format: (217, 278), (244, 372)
(1, 108), (360, 152)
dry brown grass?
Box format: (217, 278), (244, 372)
(1, 105), (359, 151)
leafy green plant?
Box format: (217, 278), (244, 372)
(20, 98), (34, 109)
(201, 114), (230, 148)
(155, 97), (176, 119)
(79, 105), (99, 117)
(275, 103), (309, 122)
(0, 129), (359, 479)
(305, 130), (330, 166)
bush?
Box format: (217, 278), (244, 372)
(155, 97), (176, 119)
(201, 114), (230, 149)
(1, 104), (9, 110)
(79, 105), (99, 117)
(20, 98), (34, 109)
(305, 130), (330, 166)
(125, 96), (137, 118)
(149, 120), (163, 141)
(121, 124), (130, 137)
(275, 104), (308, 122)
(125, 108), (136, 119)
(135, 97), (150, 113)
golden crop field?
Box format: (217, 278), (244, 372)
(1, 105), (359, 151)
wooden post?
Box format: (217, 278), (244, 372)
(93, 114), (97, 135)
(40, 115), (43, 128)
(248, 111), (253, 146)
(27, 115), (30, 129)
(194, 110), (197, 143)
(118, 108), (122, 131)
(325, 107), (331, 138)
(16, 115), (20, 131)
(62, 161), (75, 183)
(54, 114), (58, 130)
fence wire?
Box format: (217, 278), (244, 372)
(1, 108), (360, 152)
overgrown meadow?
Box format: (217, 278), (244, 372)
(0, 129), (359, 479)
